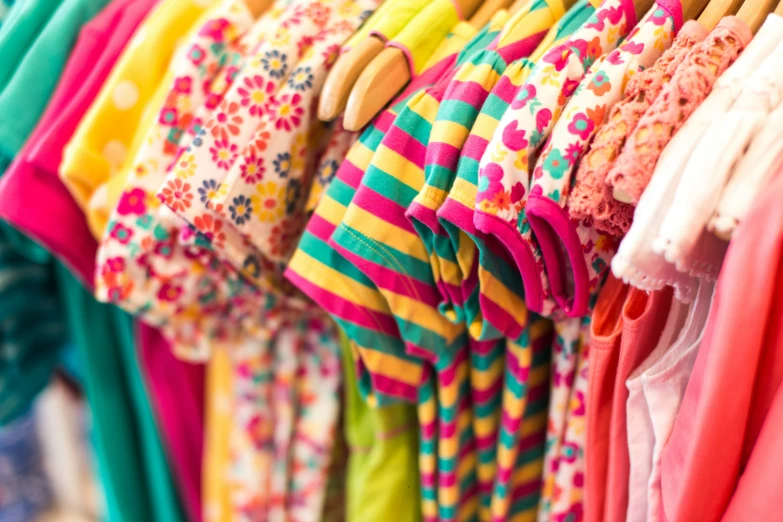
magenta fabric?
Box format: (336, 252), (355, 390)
(138, 323), (205, 522)
(0, 0), (208, 518)
(0, 0), (158, 287)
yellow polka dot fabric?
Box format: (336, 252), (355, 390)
(59, 0), (219, 239)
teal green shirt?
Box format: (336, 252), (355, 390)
(0, 0), (187, 520)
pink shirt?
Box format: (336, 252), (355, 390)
(660, 165), (783, 522)
(138, 324), (205, 522)
(586, 274), (629, 522)
(0, 1), (207, 520)
(605, 287), (672, 522)
(0, 0), (158, 286)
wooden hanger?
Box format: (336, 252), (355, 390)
(697, 0), (742, 30)
(633, 0), (657, 18)
(680, 0), (712, 23)
(343, 0), (489, 130)
(318, 36), (386, 121)
(736, 0), (777, 31)
(245, 0), (274, 18)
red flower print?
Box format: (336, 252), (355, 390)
(322, 44), (341, 70)
(511, 84), (537, 110)
(194, 213), (226, 248)
(586, 5), (623, 31)
(587, 104), (607, 126)
(570, 389), (586, 416)
(199, 18), (229, 41)
(502, 121), (528, 152)
(225, 65), (240, 84)
(207, 101), (242, 140)
(173, 76), (192, 94)
(248, 129), (271, 155)
(477, 162), (505, 204)
(297, 35), (315, 58)
(621, 41), (644, 55)
(492, 190), (512, 211)
(210, 139), (238, 170)
(649, 6), (669, 25)
(160, 178), (194, 213)
(564, 142), (582, 165)
(553, 501), (583, 522)
(237, 75), (275, 117)
(271, 93), (304, 131)
(606, 5), (624, 23)
(568, 113), (595, 140)
(188, 44), (206, 66)
(205, 92), (221, 110)
(302, 2), (330, 26)
(607, 51), (625, 65)
(543, 44), (570, 71)
(586, 37), (603, 62)
(158, 282), (183, 302)
(587, 71), (612, 95)
(117, 187), (147, 215)
(109, 222), (133, 244)
(560, 78), (579, 105)
(159, 107), (178, 126)
(154, 240), (175, 259)
(510, 181), (526, 204)
(105, 257), (125, 273)
(240, 153), (266, 184)
(536, 108), (553, 134)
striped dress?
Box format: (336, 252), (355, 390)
(403, 3), (564, 518)
(406, 0), (563, 340)
(285, 22), (483, 522)
(435, 0), (595, 340)
(327, 25), (507, 522)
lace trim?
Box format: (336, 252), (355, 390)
(568, 28), (702, 235)
(605, 22), (747, 205)
(611, 252), (697, 303)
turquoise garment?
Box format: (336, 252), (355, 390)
(0, 236), (66, 425)
(0, 0), (188, 519)
(56, 264), (185, 522)
(0, 0), (108, 166)
(0, 0), (17, 28)
(0, 0), (62, 90)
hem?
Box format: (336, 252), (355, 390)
(473, 210), (543, 313)
(407, 199), (444, 234)
(527, 195), (589, 317)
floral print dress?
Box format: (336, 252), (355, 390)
(158, 0), (379, 286)
(95, 0), (258, 358)
(524, 3), (676, 319)
(473, 0), (635, 319)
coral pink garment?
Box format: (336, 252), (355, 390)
(586, 274), (630, 522)
(604, 287), (672, 522)
(722, 379), (783, 522)
(605, 17), (752, 206)
(568, 20), (708, 236)
(0, 0), (158, 287)
(138, 324), (205, 522)
(660, 165), (783, 522)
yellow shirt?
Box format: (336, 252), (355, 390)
(60, 0), (218, 239)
